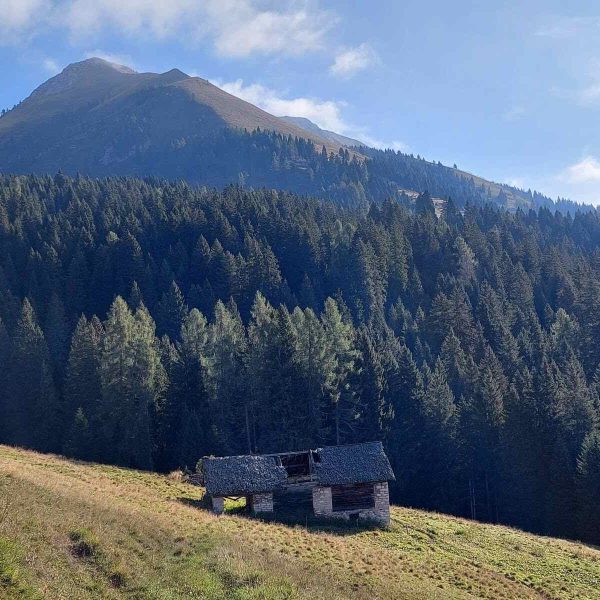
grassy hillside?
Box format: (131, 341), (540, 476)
(1, 446), (599, 599)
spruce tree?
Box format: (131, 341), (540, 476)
(5, 299), (60, 451)
(206, 301), (249, 452)
(98, 297), (163, 469)
(321, 297), (359, 444)
(576, 431), (600, 544)
(63, 315), (103, 456)
(156, 281), (188, 341)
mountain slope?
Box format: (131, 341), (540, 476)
(0, 58), (589, 212)
(0, 58), (341, 176)
(1, 445), (600, 600)
(280, 115), (365, 147)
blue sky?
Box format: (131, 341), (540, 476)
(2, 1), (600, 204)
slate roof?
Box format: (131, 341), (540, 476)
(314, 441), (395, 486)
(201, 454), (287, 496)
(200, 441), (395, 497)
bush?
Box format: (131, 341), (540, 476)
(167, 469), (187, 483)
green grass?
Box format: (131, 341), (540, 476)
(0, 536), (41, 599)
(1, 445), (599, 599)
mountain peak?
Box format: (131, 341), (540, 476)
(28, 57), (137, 100)
(70, 57), (137, 75)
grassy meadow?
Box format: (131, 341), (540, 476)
(1, 445), (599, 599)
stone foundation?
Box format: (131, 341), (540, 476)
(211, 496), (224, 514)
(252, 492), (274, 513)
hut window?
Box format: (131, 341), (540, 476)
(331, 483), (375, 512)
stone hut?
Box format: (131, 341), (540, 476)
(199, 441), (395, 526)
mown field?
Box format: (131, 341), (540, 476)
(1, 445), (599, 599)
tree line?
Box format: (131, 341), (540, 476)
(0, 174), (599, 545)
(1, 120), (588, 213)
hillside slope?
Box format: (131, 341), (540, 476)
(0, 59), (587, 212)
(0, 58), (341, 176)
(1, 446), (599, 600)
(279, 115), (365, 148)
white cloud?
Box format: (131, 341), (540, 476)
(575, 82), (600, 106)
(83, 50), (135, 69)
(503, 105), (525, 122)
(42, 57), (60, 74)
(213, 78), (407, 151)
(535, 16), (600, 39)
(359, 136), (409, 152)
(550, 81), (600, 108)
(0, 0), (51, 43)
(505, 177), (526, 189)
(215, 78), (348, 132)
(535, 156), (600, 205)
(65, 0), (199, 40)
(329, 43), (379, 78)
(204, 0), (335, 58)
(1, 0), (335, 58)
(561, 156), (600, 184)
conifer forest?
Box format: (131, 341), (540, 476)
(1, 173), (600, 545)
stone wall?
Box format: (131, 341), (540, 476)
(372, 481), (390, 524)
(311, 482), (390, 526)
(252, 492), (274, 513)
(211, 496), (224, 514)
(312, 485), (333, 515)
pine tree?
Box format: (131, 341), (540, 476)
(63, 315), (103, 454)
(576, 431), (600, 544)
(156, 281), (188, 341)
(386, 342), (426, 505)
(5, 299), (60, 451)
(321, 297), (359, 444)
(206, 301), (249, 453)
(164, 308), (214, 468)
(44, 292), (70, 376)
(354, 326), (388, 442)
(418, 359), (459, 511)
(291, 307), (330, 446)
(247, 296), (301, 451)
(98, 297), (163, 469)
(63, 407), (93, 460)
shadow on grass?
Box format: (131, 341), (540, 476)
(176, 496), (211, 510)
(176, 496), (382, 536)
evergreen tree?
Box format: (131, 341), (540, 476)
(321, 297), (359, 444)
(576, 431), (600, 543)
(98, 297), (161, 469)
(204, 301), (249, 453)
(4, 299), (60, 451)
(159, 307), (212, 470)
(63, 407), (93, 460)
(156, 281), (188, 340)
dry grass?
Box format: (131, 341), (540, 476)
(1, 445), (599, 599)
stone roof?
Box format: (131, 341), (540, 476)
(314, 441), (395, 486)
(201, 454), (287, 497)
(200, 441), (395, 497)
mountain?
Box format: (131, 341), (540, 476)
(0, 58), (341, 176)
(0, 58), (589, 213)
(280, 115), (366, 147)
(3, 445), (600, 600)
